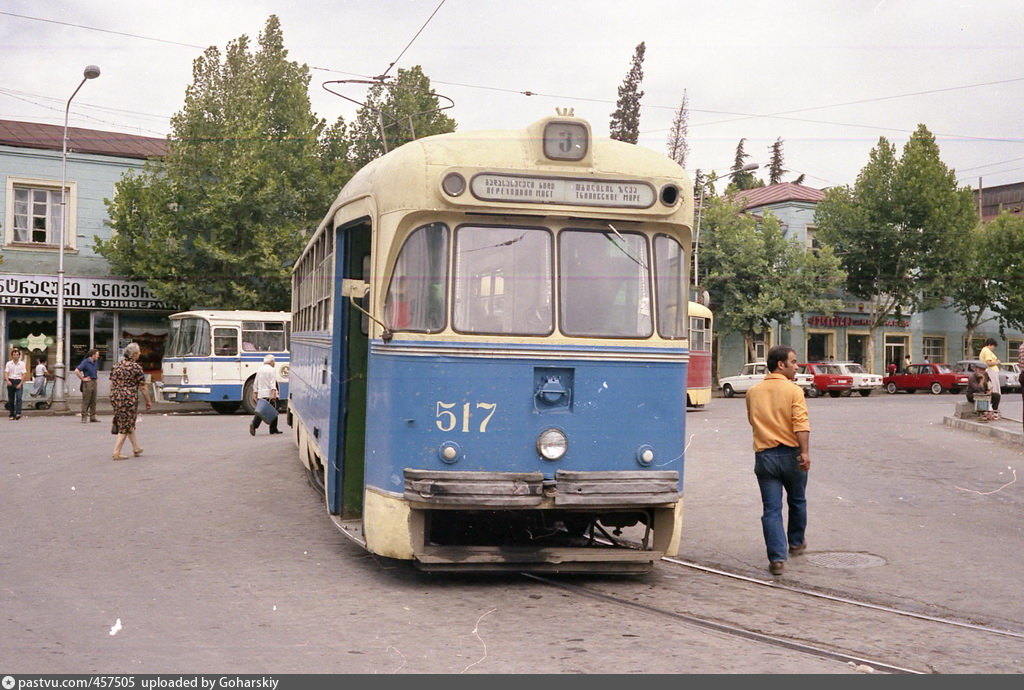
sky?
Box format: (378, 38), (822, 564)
(2, 0), (1023, 192)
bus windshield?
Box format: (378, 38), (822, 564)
(166, 318), (211, 357)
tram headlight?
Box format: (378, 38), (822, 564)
(536, 428), (568, 461)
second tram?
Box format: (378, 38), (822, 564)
(686, 301), (713, 407)
(288, 114), (694, 573)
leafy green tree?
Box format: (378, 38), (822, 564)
(700, 197), (845, 361)
(666, 90), (689, 167)
(768, 138), (785, 185)
(815, 124), (977, 369)
(348, 66), (457, 171)
(98, 16), (336, 311)
(947, 213), (1024, 354)
(609, 42), (646, 144)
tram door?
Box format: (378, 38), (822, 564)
(328, 220), (371, 518)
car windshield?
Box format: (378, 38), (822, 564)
(845, 364), (866, 373)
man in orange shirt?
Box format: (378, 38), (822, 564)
(745, 345), (811, 577)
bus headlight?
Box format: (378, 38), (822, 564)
(536, 428), (568, 461)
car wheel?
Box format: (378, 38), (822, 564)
(859, 390), (872, 397)
(723, 384), (735, 398)
(829, 391), (841, 398)
(807, 386), (821, 398)
(930, 382), (943, 395)
(840, 390), (852, 397)
(885, 382), (897, 394)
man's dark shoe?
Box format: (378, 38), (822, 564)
(249, 421), (256, 436)
(789, 543), (807, 556)
(270, 429), (283, 435)
(769, 561), (784, 576)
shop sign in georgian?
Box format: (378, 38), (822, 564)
(0, 273), (173, 310)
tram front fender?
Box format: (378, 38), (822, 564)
(363, 488), (415, 560)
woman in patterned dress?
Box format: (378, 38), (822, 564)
(110, 342), (153, 460)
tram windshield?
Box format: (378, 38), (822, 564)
(560, 229), (652, 338)
(453, 225), (553, 335)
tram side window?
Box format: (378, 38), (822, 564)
(452, 226), (553, 336)
(384, 223), (449, 333)
(213, 328), (239, 356)
(560, 229), (653, 338)
(654, 235), (687, 339)
(241, 322), (287, 352)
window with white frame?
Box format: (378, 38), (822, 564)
(5, 178), (75, 250)
(922, 336), (945, 363)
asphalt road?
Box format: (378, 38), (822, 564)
(0, 393), (1021, 674)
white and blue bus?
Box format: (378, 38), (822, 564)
(289, 114), (693, 573)
(159, 310), (290, 414)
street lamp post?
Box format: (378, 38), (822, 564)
(692, 162), (759, 292)
(54, 64), (101, 411)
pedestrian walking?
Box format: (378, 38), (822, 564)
(74, 348), (101, 423)
(110, 342), (152, 460)
(744, 344), (811, 576)
(249, 354), (282, 436)
(4, 348), (27, 420)
(30, 356), (48, 398)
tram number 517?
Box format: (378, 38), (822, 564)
(435, 401), (497, 433)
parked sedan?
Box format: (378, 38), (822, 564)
(831, 361), (883, 397)
(719, 362), (810, 397)
(951, 360), (1020, 393)
(883, 363), (970, 394)
(798, 363), (853, 398)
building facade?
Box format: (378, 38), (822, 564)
(715, 183), (1024, 381)
(1, 119), (172, 400)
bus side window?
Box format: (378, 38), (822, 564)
(214, 328), (239, 356)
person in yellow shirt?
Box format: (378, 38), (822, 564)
(745, 345), (811, 577)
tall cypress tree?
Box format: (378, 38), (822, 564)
(609, 42), (646, 144)
(768, 138), (785, 184)
(666, 90), (690, 167)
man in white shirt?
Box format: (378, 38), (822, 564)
(249, 354), (282, 435)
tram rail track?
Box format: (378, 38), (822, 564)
(521, 542), (1024, 673)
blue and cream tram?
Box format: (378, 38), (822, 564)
(288, 114), (694, 573)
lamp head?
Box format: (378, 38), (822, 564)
(83, 65), (101, 80)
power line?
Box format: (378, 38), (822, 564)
(0, 10), (205, 49)
(376, 0), (447, 80)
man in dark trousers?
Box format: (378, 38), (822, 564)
(74, 349), (101, 424)
(745, 345), (811, 577)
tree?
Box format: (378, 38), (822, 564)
(700, 197), (845, 361)
(768, 138), (785, 185)
(347, 66), (457, 171)
(609, 42), (646, 144)
(666, 90), (689, 167)
(946, 213), (1024, 354)
(98, 16), (333, 311)
(815, 124), (977, 370)
(724, 138), (763, 192)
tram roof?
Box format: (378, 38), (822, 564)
(304, 116), (693, 261)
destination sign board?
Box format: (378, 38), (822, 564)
(470, 173), (656, 209)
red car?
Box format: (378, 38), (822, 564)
(883, 363), (970, 394)
(797, 363), (854, 398)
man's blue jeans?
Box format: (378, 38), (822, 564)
(754, 444), (808, 563)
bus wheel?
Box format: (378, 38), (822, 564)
(241, 377), (256, 415)
(211, 401), (241, 414)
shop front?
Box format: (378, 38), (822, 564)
(1, 272), (175, 401)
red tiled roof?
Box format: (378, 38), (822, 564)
(729, 182), (825, 211)
(0, 119), (167, 160)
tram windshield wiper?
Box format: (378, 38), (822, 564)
(604, 223), (649, 271)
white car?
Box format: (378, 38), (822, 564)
(832, 361), (883, 397)
(720, 362), (811, 397)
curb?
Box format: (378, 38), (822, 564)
(943, 415), (1024, 444)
